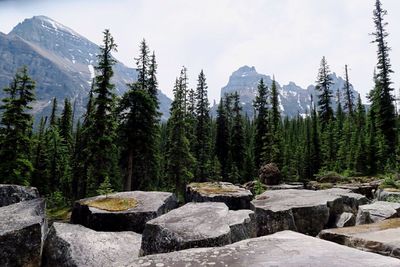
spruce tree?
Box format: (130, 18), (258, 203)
(231, 92), (245, 183)
(254, 78), (269, 168)
(343, 65), (354, 116)
(370, 0), (396, 157)
(194, 70), (211, 182)
(270, 77), (283, 166)
(215, 97), (230, 180)
(60, 98), (73, 151)
(0, 67), (35, 185)
(86, 29), (120, 194)
(315, 56), (334, 128)
(166, 70), (195, 196)
(118, 41), (160, 191)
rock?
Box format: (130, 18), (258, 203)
(185, 182), (253, 210)
(140, 202), (256, 256)
(251, 189), (367, 236)
(335, 212), (356, 228)
(42, 222), (142, 267)
(71, 191), (178, 233)
(335, 182), (379, 199)
(128, 230), (400, 266)
(316, 172), (345, 183)
(323, 188), (370, 213)
(0, 184), (39, 207)
(356, 201), (400, 225)
(306, 180), (334, 190)
(259, 163), (282, 185)
(319, 218), (400, 259)
(376, 188), (400, 202)
(0, 198), (47, 267)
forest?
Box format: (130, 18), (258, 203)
(0, 0), (398, 209)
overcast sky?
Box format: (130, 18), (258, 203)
(0, 0), (399, 102)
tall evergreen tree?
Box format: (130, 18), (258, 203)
(270, 77), (283, 166)
(230, 92), (245, 183)
(60, 98), (73, 150)
(315, 56), (334, 128)
(118, 40), (160, 191)
(166, 69), (195, 196)
(86, 29), (120, 194)
(194, 70), (211, 182)
(370, 0), (396, 157)
(0, 67), (35, 185)
(343, 65), (354, 116)
(215, 97), (230, 180)
(253, 78), (270, 168)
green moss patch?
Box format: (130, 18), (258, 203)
(85, 197), (138, 211)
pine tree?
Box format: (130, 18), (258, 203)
(31, 117), (50, 194)
(270, 77), (283, 166)
(194, 70), (211, 182)
(254, 78), (270, 168)
(215, 97), (230, 180)
(230, 92), (245, 183)
(60, 98), (73, 151)
(343, 65), (354, 116)
(166, 69), (195, 196)
(118, 41), (160, 191)
(0, 67), (35, 185)
(49, 97), (58, 127)
(370, 0), (396, 157)
(86, 29), (120, 194)
(315, 56), (334, 128)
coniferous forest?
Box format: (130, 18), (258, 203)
(0, 0), (399, 209)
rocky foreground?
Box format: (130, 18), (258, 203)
(2, 182), (400, 266)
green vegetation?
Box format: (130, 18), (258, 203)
(0, 1), (399, 204)
(84, 197), (138, 212)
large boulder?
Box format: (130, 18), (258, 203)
(356, 201), (400, 225)
(336, 182), (380, 199)
(42, 222), (142, 267)
(323, 188), (369, 213)
(0, 198), (47, 267)
(319, 218), (400, 259)
(129, 231), (400, 266)
(185, 182), (253, 210)
(376, 188), (400, 202)
(259, 163), (281, 185)
(140, 202), (256, 256)
(0, 184), (39, 207)
(250, 189), (367, 236)
(71, 191), (178, 233)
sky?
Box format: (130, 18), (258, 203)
(0, 0), (399, 103)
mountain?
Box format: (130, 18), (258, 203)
(219, 66), (359, 118)
(0, 16), (172, 122)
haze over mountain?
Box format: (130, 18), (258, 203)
(0, 15), (172, 122)
(219, 66), (359, 118)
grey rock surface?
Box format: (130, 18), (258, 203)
(376, 188), (400, 202)
(140, 202), (256, 256)
(42, 222), (142, 267)
(356, 201), (400, 225)
(335, 212), (356, 228)
(130, 230), (400, 267)
(0, 198), (47, 267)
(71, 191), (178, 233)
(0, 184), (39, 207)
(251, 189), (367, 236)
(185, 182), (253, 210)
(319, 218), (400, 259)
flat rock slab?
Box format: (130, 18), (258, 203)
(251, 189), (368, 236)
(71, 191), (178, 233)
(319, 218), (400, 259)
(0, 184), (39, 207)
(140, 202), (256, 256)
(336, 182), (379, 199)
(356, 201), (400, 225)
(376, 188), (400, 202)
(0, 198), (47, 267)
(42, 222), (142, 267)
(186, 182), (253, 210)
(129, 230), (400, 267)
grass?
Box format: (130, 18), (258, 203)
(190, 182), (238, 195)
(47, 206), (71, 222)
(84, 197), (138, 211)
